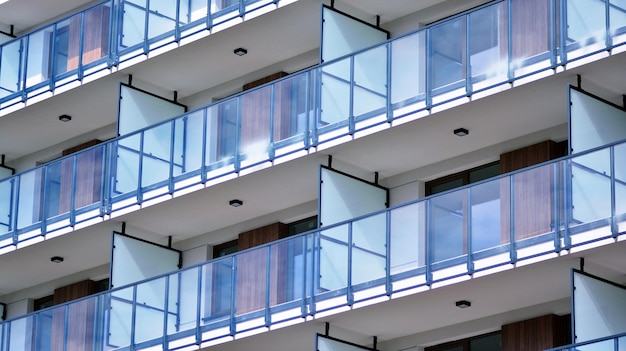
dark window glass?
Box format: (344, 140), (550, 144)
(470, 333), (501, 351)
(288, 216), (318, 235)
(426, 161), (500, 195)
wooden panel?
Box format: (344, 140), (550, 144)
(500, 140), (560, 174)
(243, 72), (288, 91)
(218, 72), (292, 158)
(273, 77), (295, 141)
(53, 279), (97, 304)
(502, 314), (569, 351)
(500, 141), (565, 242)
(58, 140), (103, 213)
(62, 139), (101, 156)
(236, 222), (289, 314)
(52, 280), (97, 351)
(240, 87), (272, 153)
(67, 6), (110, 70)
(238, 222), (288, 250)
(240, 74), (292, 153)
(510, 0), (551, 61)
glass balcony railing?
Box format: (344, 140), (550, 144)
(0, 0), (275, 109)
(545, 332), (626, 351)
(2, 0), (626, 249)
(1, 138), (625, 350)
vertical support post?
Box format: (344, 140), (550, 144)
(130, 285), (138, 349)
(300, 234), (309, 317)
(385, 42), (393, 123)
(143, 0), (150, 54)
(465, 14), (471, 96)
(162, 274), (170, 349)
(466, 188), (474, 275)
(168, 120), (176, 194)
(21, 36), (30, 103)
(49, 23), (59, 91)
(234, 96), (242, 173)
(349, 55), (355, 135)
(347, 222), (354, 305)
(264, 245), (272, 327)
(309, 231), (321, 316)
(509, 173), (517, 263)
(563, 157), (572, 248)
(425, 28), (432, 109)
(229, 256), (237, 336)
(175, 0), (181, 42)
(385, 210), (392, 296)
(41, 166), (50, 236)
(605, 0), (611, 48)
(181, 115), (188, 173)
(559, 0), (567, 65)
(78, 11), (86, 80)
(70, 155), (78, 227)
(99, 144), (108, 217)
(553, 162), (561, 251)
(610, 146), (618, 237)
(269, 83), (276, 161)
(200, 108), (208, 184)
(63, 304), (70, 351)
(304, 71), (311, 150)
(205, 0), (212, 29)
(507, 0), (513, 82)
(195, 265), (203, 344)
(549, 0), (556, 67)
(11, 176), (21, 245)
(579, 257), (585, 272)
(137, 132), (145, 204)
(425, 199), (433, 285)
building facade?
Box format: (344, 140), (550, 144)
(0, 0), (625, 350)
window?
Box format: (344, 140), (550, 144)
(213, 238), (238, 258)
(287, 216), (318, 235)
(426, 161), (500, 196)
(426, 331), (501, 351)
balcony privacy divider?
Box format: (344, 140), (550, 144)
(0, 138), (625, 350)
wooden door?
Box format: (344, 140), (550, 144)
(510, 0), (555, 62)
(235, 222), (289, 315)
(57, 140), (103, 214)
(51, 280), (97, 351)
(67, 5), (110, 71)
(501, 314), (570, 351)
(500, 140), (566, 242)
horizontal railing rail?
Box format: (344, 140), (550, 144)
(0, 137), (625, 350)
(2, 0), (626, 250)
(544, 331), (626, 351)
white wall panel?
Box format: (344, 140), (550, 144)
(322, 7), (387, 62)
(118, 84), (185, 136)
(317, 334), (376, 351)
(573, 270), (626, 346)
(570, 87), (626, 154)
(320, 167), (387, 227)
(111, 233), (180, 288)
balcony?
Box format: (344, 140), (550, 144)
(546, 332), (626, 351)
(1, 0), (626, 250)
(0, 136), (625, 350)
(0, 0), (287, 113)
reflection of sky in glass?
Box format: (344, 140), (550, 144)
(471, 199), (501, 252)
